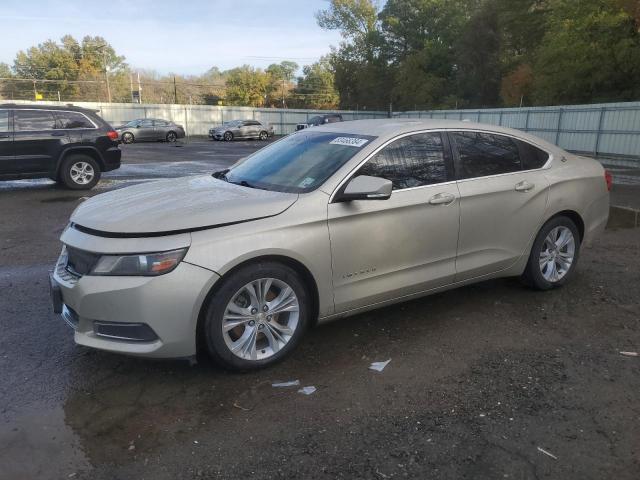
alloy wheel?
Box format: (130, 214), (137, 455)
(69, 161), (95, 185)
(166, 132), (177, 142)
(222, 278), (300, 361)
(539, 226), (575, 282)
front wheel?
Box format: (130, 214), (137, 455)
(203, 262), (311, 370)
(521, 216), (581, 290)
(121, 132), (134, 144)
(59, 155), (101, 190)
(166, 131), (177, 142)
(259, 130), (268, 141)
(223, 131), (233, 142)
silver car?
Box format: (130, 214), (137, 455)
(209, 119), (274, 141)
(50, 119), (610, 370)
(116, 118), (186, 144)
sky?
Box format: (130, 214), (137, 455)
(0, 0), (344, 75)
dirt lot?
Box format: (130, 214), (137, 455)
(0, 140), (639, 480)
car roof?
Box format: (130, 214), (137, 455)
(0, 103), (96, 113)
(314, 118), (559, 151)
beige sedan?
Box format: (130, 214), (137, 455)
(51, 119), (610, 370)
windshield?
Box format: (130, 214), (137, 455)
(225, 131), (376, 193)
(222, 120), (242, 127)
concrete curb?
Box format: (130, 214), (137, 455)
(607, 205), (640, 229)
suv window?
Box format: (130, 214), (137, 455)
(0, 110), (9, 132)
(518, 140), (549, 170)
(451, 131), (521, 179)
(358, 132), (449, 190)
(55, 111), (95, 129)
(14, 110), (57, 131)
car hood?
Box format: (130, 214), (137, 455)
(70, 176), (298, 236)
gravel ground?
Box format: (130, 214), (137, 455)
(0, 140), (638, 480)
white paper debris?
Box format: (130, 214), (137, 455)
(272, 380), (300, 388)
(298, 386), (317, 395)
(537, 446), (558, 460)
(369, 359), (391, 372)
(620, 351), (638, 357)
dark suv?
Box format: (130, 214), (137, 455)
(0, 104), (121, 190)
(296, 113), (343, 131)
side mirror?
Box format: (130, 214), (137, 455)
(336, 175), (392, 202)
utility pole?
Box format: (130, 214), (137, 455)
(282, 77), (285, 109)
(173, 76), (178, 104)
(102, 50), (111, 103)
(130, 74), (134, 103)
(32, 80), (37, 100)
(137, 72), (143, 104)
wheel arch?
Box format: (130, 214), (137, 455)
(56, 147), (105, 177)
(545, 209), (585, 241)
(195, 254), (321, 355)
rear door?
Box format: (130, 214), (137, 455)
(0, 109), (13, 174)
(135, 119), (155, 140)
(13, 109), (64, 175)
(449, 131), (550, 280)
(153, 119), (169, 139)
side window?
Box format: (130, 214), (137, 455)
(327, 116), (341, 123)
(55, 111), (95, 129)
(138, 119), (153, 127)
(0, 110), (9, 132)
(154, 120), (168, 126)
(14, 110), (56, 131)
(451, 131), (521, 179)
(358, 132), (449, 190)
(517, 139), (549, 170)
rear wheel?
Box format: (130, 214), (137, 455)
(166, 131), (177, 142)
(121, 132), (134, 144)
(203, 262), (310, 370)
(223, 131), (234, 142)
(59, 154), (101, 190)
(521, 216), (581, 290)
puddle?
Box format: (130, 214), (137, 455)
(0, 404), (91, 479)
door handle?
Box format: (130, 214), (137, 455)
(515, 181), (535, 192)
(429, 193), (456, 205)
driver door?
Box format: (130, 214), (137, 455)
(328, 132), (460, 313)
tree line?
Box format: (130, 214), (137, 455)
(318, 0), (640, 110)
(0, 35), (338, 108)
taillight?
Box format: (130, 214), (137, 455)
(106, 130), (119, 141)
(604, 170), (613, 192)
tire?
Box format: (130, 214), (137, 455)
(203, 261), (311, 371)
(223, 131), (233, 142)
(166, 131), (177, 142)
(59, 154), (101, 190)
(521, 216), (581, 290)
(121, 132), (134, 144)
(259, 130), (268, 141)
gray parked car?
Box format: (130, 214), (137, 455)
(115, 118), (185, 144)
(209, 120), (274, 141)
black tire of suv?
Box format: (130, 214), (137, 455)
(166, 131), (177, 142)
(202, 261), (311, 371)
(122, 132), (134, 144)
(59, 154), (101, 190)
(521, 216), (581, 290)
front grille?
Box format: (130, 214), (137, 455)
(66, 247), (100, 276)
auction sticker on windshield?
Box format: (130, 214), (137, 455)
(329, 137), (370, 147)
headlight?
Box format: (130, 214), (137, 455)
(90, 248), (188, 276)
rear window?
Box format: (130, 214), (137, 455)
(451, 131), (521, 179)
(55, 111), (95, 129)
(14, 110), (56, 131)
(518, 140), (549, 170)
